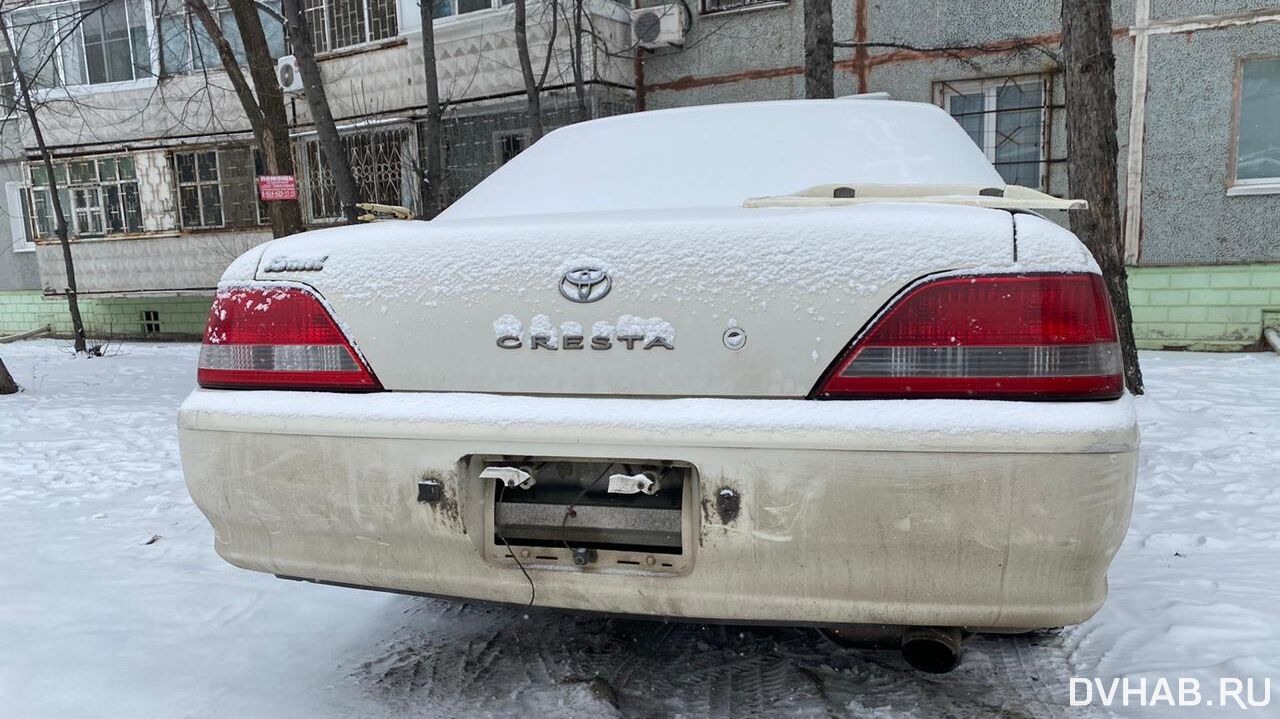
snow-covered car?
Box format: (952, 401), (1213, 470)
(178, 99), (1138, 673)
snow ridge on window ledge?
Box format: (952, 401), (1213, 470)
(1226, 182), (1280, 197)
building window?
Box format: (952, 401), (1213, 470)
(701, 0), (781, 14)
(157, 0), (286, 75)
(174, 151), (224, 228)
(0, 46), (15, 108)
(5, 182), (36, 253)
(303, 0), (398, 53)
(939, 76), (1048, 190)
(141, 310), (161, 334)
(253, 151), (270, 225)
(10, 0), (152, 88)
(171, 147), (272, 229)
(1234, 58), (1280, 189)
(493, 130), (530, 167)
(432, 0), (515, 20)
(302, 126), (417, 221)
(28, 156), (142, 239)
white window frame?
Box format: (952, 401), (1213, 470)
(5, 182), (36, 253)
(938, 75), (1050, 191)
(6, 0), (158, 96)
(70, 185), (105, 236)
(701, 0), (787, 16)
(25, 156), (143, 240)
(1228, 56), (1280, 196)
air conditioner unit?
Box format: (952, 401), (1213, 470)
(276, 55), (304, 94)
(631, 5), (684, 49)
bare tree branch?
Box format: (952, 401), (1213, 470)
(0, 10), (87, 354)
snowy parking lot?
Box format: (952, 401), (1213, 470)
(1, 340), (1277, 718)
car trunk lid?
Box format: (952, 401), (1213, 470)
(250, 203), (1016, 397)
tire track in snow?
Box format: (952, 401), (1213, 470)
(353, 599), (1100, 718)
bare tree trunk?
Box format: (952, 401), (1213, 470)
(188, 0), (303, 237)
(0, 354), (18, 394)
(420, 0), (445, 218)
(1061, 0), (1143, 394)
(803, 0), (834, 98)
(229, 0), (304, 236)
(0, 17), (87, 354)
(281, 0), (360, 223)
(571, 0), (587, 122)
(514, 0), (544, 141)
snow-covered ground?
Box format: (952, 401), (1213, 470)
(0, 340), (1276, 718)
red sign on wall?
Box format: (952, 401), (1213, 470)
(258, 175), (298, 201)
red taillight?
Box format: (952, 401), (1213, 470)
(197, 286), (382, 391)
(815, 273), (1123, 400)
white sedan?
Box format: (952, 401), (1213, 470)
(179, 99), (1137, 674)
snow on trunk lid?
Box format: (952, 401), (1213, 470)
(249, 204), (1022, 397)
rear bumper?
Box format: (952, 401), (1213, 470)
(178, 389), (1138, 630)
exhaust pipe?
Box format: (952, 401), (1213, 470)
(901, 626), (964, 673)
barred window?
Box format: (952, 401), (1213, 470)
(493, 130), (530, 167)
(938, 76), (1048, 190)
(27, 156), (142, 238)
(303, 126), (417, 221)
(304, 0), (398, 53)
(172, 147), (269, 229)
(174, 151), (223, 228)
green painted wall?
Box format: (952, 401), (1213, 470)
(0, 291), (211, 339)
(4, 264), (1280, 350)
(1128, 264), (1280, 351)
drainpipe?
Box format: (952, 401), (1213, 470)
(1264, 326), (1280, 355)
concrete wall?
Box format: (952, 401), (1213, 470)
(0, 290), (211, 338)
(1138, 21), (1280, 265)
(1130, 264), (1280, 349)
(35, 231), (270, 296)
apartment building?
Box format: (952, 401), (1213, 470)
(636, 0), (1280, 350)
(0, 0), (634, 338)
(3, 0), (1278, 350)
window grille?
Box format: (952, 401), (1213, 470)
(141, 310), (161, 334)
(27, 156), (142, 238)
(174, 151), (224, 228)
(937, 75), (1054, 191)
(302, 0), (397, 54)
(493, 130), (530, 167)
(171, 147), (268, 230)
(302, 126), (417, 221)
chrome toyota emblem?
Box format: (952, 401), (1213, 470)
(559, 266), (611, 303)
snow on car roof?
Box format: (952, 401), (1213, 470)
(438, 99), (1004, 221)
